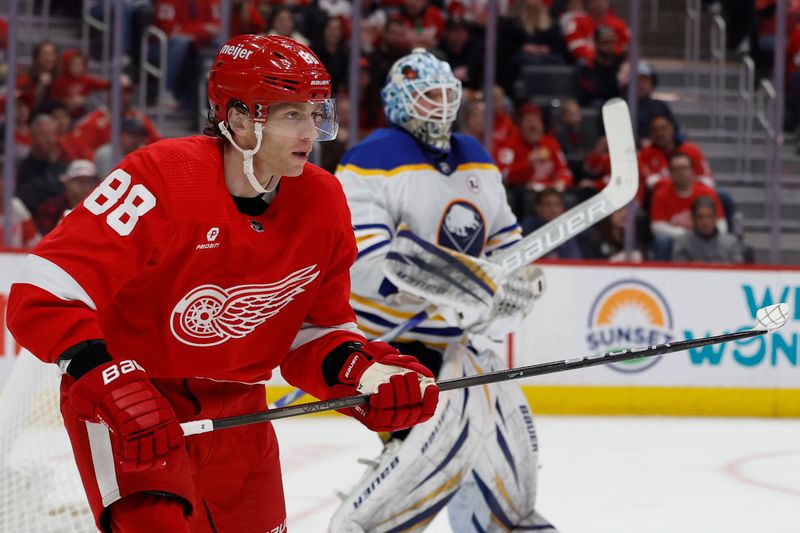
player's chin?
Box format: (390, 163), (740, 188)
(285, 151), (310, 176)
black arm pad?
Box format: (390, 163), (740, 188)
(57, 340), (113, 380)
(321, 341), (365, 387)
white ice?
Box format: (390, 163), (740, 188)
(277, 415), (800, 533)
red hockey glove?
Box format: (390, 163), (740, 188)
(330, 341), (439, 432)
(68, 359), (185, 472)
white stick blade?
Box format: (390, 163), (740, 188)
(601, 98), (639, 207)
(755, 303), (790, 331)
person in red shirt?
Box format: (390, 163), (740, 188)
(49, 49), (111, 119)
(649, 152), (726, 260)
(394, 0), (446, 49)
(67, 75), (161, 160)
(638, 114), (713, 191)
(561, 0), (630, 63)
(7, 35), (438, 532)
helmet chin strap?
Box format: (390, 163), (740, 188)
(218, 120), (280, 194)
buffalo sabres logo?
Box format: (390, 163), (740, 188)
(438, 200), (485, 257)
(170, 265), (319, 346)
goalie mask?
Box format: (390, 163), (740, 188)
(208, 34), (339, 193)
(381, 48), (463, 154)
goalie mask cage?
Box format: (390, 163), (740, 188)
(0, 350), (95, 532)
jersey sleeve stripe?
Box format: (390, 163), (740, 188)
(487, 223), (521, 241)
(350, 293), (422, 319)
(289, 321), (363, 351)
(337, 163), (435, 177)
(354, 309), (463, 337)
(13, 254), (97, 310)
(356, 240), (390, 259)
(353, 223), (393, 234)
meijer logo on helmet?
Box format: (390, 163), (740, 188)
(220, 44), (253, 60)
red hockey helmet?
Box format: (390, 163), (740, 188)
(208, 34), (336, 138)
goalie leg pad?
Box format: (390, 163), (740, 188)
(446, 347), (559, 532)
(329, 344), (484, 532)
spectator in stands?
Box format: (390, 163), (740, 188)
(356, 55), (387, 136)
(577, 26), (624, 106)
(638, 114), (712, 191)
(497, 102), (573, 216)
(633, 60), (679, 140)
(393, 0), (446, 50)
(358, 0), (389, 53)
(369, 17), (413, 89)
(520, 188), (583, 258)
(510, 0), (569, 66)
(649, 152), (727, 260)
(672, 196), (744, 264)
(313, 15), (349, 93)
(17, 40), (58, 113)
(580, 204), (646, 262)
(553, 98), (596, 180)
(152, 0), (220, 110)
(0, 180), (40, 249)
(561, 0), (630, 64)
(38, 100), (82, 162)
(5, 92), (32, 161)
(15, 114), (68, 215)
(266, 6), (311, 46)
(458, 97), (486, 141)
(436, 16), (484, 91)
(34, 159), (100, 236)
(489, 85), (522, 146)
(50, 49), (110, 119)
(68, 75), (161, 160)
(319, 92), (350, 173)
(230, 0), (266, 36)
(93, 117), (149, 179)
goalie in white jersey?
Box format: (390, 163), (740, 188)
(331, 49), (557, 532)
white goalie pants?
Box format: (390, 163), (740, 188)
(329, 343), (557, 532)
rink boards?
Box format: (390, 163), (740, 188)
(1, 252), (798, 417)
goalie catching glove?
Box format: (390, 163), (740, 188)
(383, 227), (546, 336)
(326, 341), (439, 432)
(66, 354), (185, 473)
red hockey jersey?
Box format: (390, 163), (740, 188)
(7, 136), (364, 400)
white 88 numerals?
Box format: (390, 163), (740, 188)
(84, 169), (156, 236)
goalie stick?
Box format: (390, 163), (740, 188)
(180, 304), (789, 435)
(273, 98), (638, 408)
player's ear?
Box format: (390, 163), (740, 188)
(227, 107), (252, 135)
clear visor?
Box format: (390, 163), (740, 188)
(404, 82), (462, 127)
(257, 99), (339, 142)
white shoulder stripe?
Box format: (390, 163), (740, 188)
(14, 254), (97, 310)
(290, 322), (364, 351)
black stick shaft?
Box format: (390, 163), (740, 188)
(201, 327), (766, 432)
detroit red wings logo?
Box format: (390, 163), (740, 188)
(170, 265), (320, 346)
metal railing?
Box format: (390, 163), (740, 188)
(81, 0), (112, 77)
(683, 0), (701, 89)
(736, 56), (756, 178)
(138, 25), (168, 130)
(709, 14), (726, 130)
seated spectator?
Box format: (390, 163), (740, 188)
(319, 93), (350, 173)
(230, 0), (266, 36)
(649, 152), (727, 260)
(68, 75), (161, 160)
(153, 0), (220, 109)
(369, 17), (413, 91)
(356, 55), (387, 136)
(94, 117), (149, 179)
(436, 16), (484, 91)
(266, 6), (311, 47)
(0, 182), (40, 249)
(393, 0), (446, 50)
(34, 159), (100, 236)
(580, 204), (645, 262)
(497, 102), (573, 195)
(17, 40), (58, 113)
(672, 196), (744, 264)
(553, 98), (597, 183)
(358, 0), (389, 53)
(638, 114), (713, 191)
(50, 48), (110, 119)
(313, 15), (349, 93)
(520, 188), (583, 258)
(38, 100), (82, 162)
(458, 97), (486, 141)
(16, 114), (68, 215)
(7, 92), (32, 161)
(508, 0), (569, 66)
(633, 60), (679, 141)
(561, 0), (630, 64)
(489, 85), (521, 147)
(577, 26), (624, 106)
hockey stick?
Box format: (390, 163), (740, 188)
(273, 98), (638, 408)
(180, 304), (789, 436)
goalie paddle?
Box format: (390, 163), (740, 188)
(273, 98), (639, 408)
(180, 303), (789, 436)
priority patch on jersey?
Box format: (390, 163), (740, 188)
(438, 200), (485, 257)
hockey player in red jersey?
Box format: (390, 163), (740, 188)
(6, 34), (438, 532)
